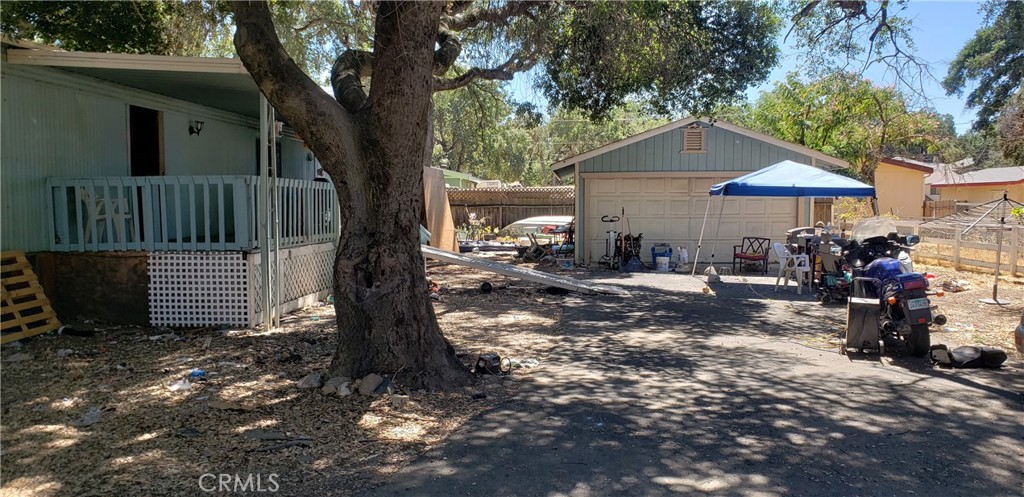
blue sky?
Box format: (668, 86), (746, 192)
(509, 1), (987, 134)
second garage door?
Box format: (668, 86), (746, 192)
(583, 175), (798, 263)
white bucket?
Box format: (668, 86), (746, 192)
(655, 256), (670, 272)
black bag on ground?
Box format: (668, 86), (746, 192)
(930, 344), (1007, 368)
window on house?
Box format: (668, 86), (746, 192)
(682, 127), (706, 153)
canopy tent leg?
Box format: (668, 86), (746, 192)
(691, 195), (713, 276)
(706, 195), (727, 273)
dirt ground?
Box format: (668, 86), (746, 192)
(2, 255), (1019, 496)
(912, 260), (1024, 360)
(0, 258), (563, 497)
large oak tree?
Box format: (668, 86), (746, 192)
(231, 0), (780, 389)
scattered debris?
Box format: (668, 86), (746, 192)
(176, 427), (201, 438)
(297, 373), (323, 389)
(321, 376), (351, 395)
(243, 430), (293, 441)
(254, 440), (313, 452)
(75, 406), (103, 427)
(203, 337), (212, 349)
(56, 348), (75, 358)
(167, 379), (192, 392)
(3, 353), (32, 363)
(480, 281), (493, 293)
(391, 395), (410, 409)
(148, 334), (178, 341)
(471, 392), (487, 400)
(189, 369), (207, 379)
(373, 378), (396, 395)
(208, 400), (254, 412)
(358, 373), (385, 395)
(58, 326), (94, 337)
(335, 383), (353, 397)
(941, 280), (970, 292)
(508, 358), (540, 369)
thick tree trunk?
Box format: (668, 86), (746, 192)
(233, 1), (471, 390)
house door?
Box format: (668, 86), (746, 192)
(130, 106), (163, 176)
(129, 106), (164, 243)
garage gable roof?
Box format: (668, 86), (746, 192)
(551, 117), (849, 176)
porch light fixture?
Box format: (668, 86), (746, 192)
(189, 120), (205, 136)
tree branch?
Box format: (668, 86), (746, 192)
(232, 1), (362, 180)
(443, 1), (545, 31)
(331, 49), (374, 112)
(433, 51), (539, 92)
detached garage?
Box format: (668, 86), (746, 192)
(551, 118), (849, 264)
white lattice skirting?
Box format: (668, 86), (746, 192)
(149, 241), (335, 327)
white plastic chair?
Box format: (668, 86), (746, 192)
(772, 242), (810, 294)
(79, 187), (133, 243)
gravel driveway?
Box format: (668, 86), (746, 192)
(361, 272), (1023, 497)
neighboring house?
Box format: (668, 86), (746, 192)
(438, 168), (483, 188)
(550, 118), (849, 263)
(1, 40), (337, 328)
(875, 157), (933, 218)
(926, 166), (1024, 203)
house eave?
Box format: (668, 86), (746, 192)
(5, 46), (247, 74)
(548, 117), (850, 171)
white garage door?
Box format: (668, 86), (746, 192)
(584, 176), (797, 263)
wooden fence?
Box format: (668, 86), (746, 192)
(895, 220), (1022, 276)
(447, 186), (575, 228)
(924, 199), (954, 219)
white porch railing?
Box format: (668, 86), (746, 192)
(47, 176), (339, 252)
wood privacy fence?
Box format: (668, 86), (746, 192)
(924, 199), (955, 219)
(447, 186), (575, 228)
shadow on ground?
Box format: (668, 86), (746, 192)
(359, 277), (1023, 497)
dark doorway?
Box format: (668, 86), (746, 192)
(130, 106), (163, 176)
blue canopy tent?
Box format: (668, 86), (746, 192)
(692, 160), (876, 276)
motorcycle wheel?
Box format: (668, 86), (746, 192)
(907, 324), (930, 357)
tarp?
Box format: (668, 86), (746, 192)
(709, 160), (875, 197)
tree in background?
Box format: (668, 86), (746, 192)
(724, 72), (955, 180)
(996, 90), (1024, 165)
(943, 1), (1024, 130)
(1, 0), (372, 82)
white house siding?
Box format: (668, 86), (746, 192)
(0, 63), (314, 252)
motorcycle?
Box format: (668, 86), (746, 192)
(836, 218), (946, 357)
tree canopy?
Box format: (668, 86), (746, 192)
(942, 1), (1024, 130)
(722, 72), (956, 179)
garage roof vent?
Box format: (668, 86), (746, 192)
(682, 125), (706, 153)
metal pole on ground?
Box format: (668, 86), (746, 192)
(980, 192), (1011, 305)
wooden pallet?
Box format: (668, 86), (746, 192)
(1, 251), (60, 343)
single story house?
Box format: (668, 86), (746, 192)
(875, 157), (933, 218)
(926, 166), (1024, 203)
(551, 118), (849, 264)
(1, 39), (337, 329)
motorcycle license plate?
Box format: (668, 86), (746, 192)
(907, 297), (930, 310)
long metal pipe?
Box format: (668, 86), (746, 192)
(259, 94), (271, 330)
